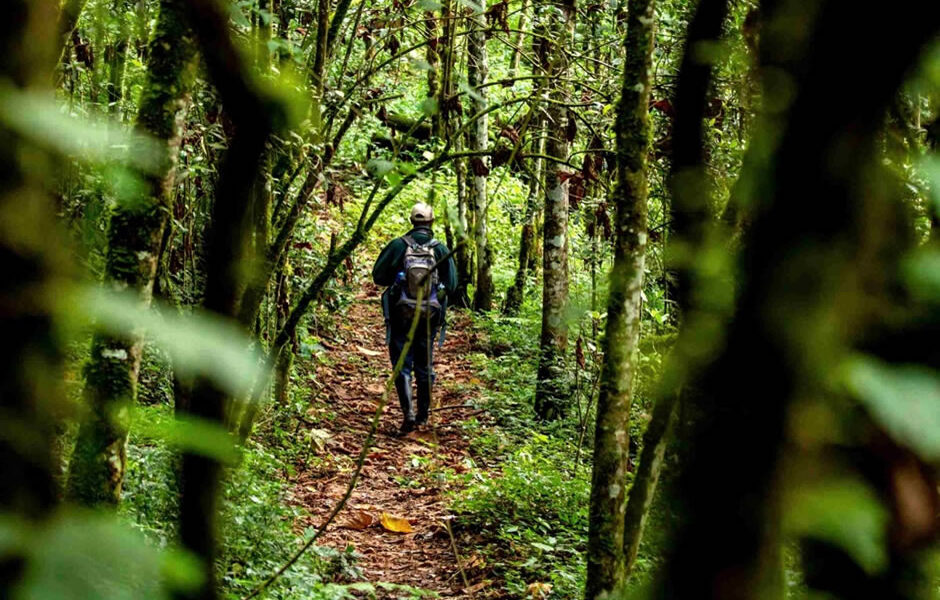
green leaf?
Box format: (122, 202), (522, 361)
(0, 84), (163, 173)
(229, 2), (252, 28)
(70, 286), (263, 401)
(417, 0), (443, 10)
(902, 248), (940, 302)
(16, 511), (203, 600)
(844, 355), (940, 461)
(366, 158), (395, 179)
(420, 96), (439, 117)
(784, 478), (889, 574)
(132, 408), (240, 464)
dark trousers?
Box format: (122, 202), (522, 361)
(388, 312), (439, 422)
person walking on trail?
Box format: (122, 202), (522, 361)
(372, 202), (457, 435)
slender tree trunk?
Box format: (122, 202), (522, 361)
(106, 1), (130, 120)
(175, 0), (277, 596)
(533, 0), (575, 420)
(507, 0), (529, 82)
(468, 1), (494, 312)
(585, 0), (655, 595)
(68, 0), (196, 506)
(504, 119), (545, 314)
(57, 0), (89, 68)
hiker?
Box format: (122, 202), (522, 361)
(372, 202), (457, 434)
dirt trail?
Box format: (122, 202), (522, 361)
(290, 284), (487, 598)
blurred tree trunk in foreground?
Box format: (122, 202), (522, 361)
(0, 0), (65, 591)
(584, 0), (655, 594)
(622, 0), (731, 581)
(651, 0), (940, 598)
(176, 0), (279, 596)
(534, 0), (575, 421)
(68, 0), (196, 506)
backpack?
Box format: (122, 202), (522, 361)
(395, 234), (442, 319)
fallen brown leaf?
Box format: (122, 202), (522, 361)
(356, 345), (383, 357)
(527, 582), (553, 599)
(340, 510), (377, 530)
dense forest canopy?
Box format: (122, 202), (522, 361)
(1, 0), (939, 598)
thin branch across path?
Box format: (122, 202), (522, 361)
(269, 289), (492, 598)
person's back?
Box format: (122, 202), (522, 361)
(372, 203), (456, 434)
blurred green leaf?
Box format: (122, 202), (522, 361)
(420, 97), (439, 117)
(367, 159), (395, 179)
(844, 355), (940, 461)
(0, 84), (163, 173)
(784, 478), (888, 574)
(902, 248), (940, 302)
(131, 408), (240, 464)
(16, 511), (202, 600)
(71, 287), (262, 401)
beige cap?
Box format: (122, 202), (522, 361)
(410, 202), (434, 225)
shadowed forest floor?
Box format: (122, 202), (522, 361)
(288, 285), (494, 598)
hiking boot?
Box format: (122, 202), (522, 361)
(395, 373), (415, 430)
(415, 378), (432, 425)
(398, 418), (416, 435)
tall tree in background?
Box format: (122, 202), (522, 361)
(469, 0), (494, 312)
(585, 0), (656, 594)
(534, 0), (575, 420)
(0, 0), (64, 590)
(67, 0), (196, 506)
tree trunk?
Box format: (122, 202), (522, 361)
(68, 0), (196, 506)
(585, 0), (655, 594)
(175, 0), (276, 596)
(533, 0), (574, 421)
(106, 0), (130, 120)
(0, 0), (65, 591)
(468, 1), (494, 312)
(651, 0), (940, 598)
(504, 119), (545, 315)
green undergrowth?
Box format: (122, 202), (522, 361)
(446, 288), (677, 598)
(120, 404), (372, 600)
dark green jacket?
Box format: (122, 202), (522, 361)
(371, 227), (457, 293)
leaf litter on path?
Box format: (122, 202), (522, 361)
(290, 293), (495, 598)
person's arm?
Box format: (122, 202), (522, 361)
(372, 238), (403, 286)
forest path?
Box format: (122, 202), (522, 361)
(290, 284), (487, 598)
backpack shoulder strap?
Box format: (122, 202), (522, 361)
(401, 234), (419, 249)
(426, 239), (441, 249)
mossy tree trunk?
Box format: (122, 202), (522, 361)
(584, 0), (655, 595)
(533, 0), (575, 421)
(503, 109), (546, 316)
(67, 0), (195, 506)
(468, 0), (494, 312)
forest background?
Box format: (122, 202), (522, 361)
(1, 0), (939, 599)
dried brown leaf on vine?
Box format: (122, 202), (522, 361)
(499, 126), (520, 144)
(470, 157), (490, 176)
(575, 336), (586, 370)
(565, 110), (577, 142)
